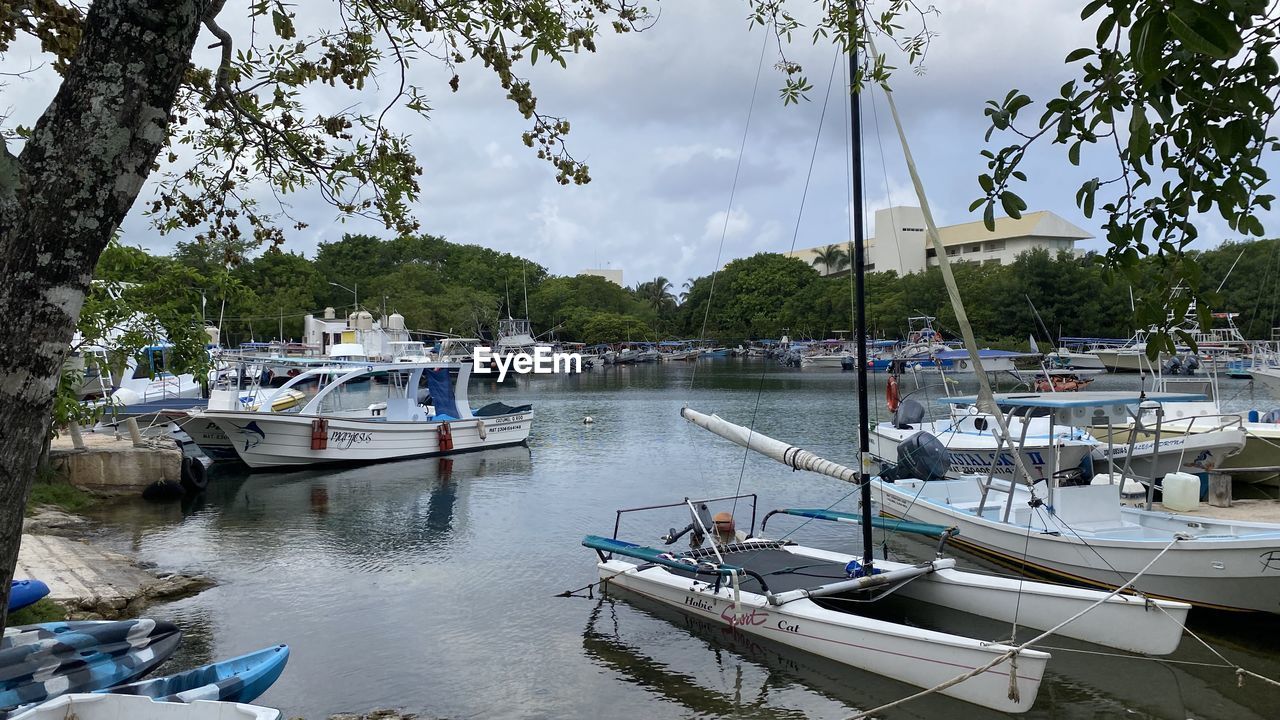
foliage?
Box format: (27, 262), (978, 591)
(580, 312), (656, 345)
(2, 1), (653, 254)
(26, 480), (95, 515)
(810, 244), (850, 274)
(976, 0), (1279, 356)
(4, 598), (67, 626)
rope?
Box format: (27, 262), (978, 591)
(845, 534), (1184, 719)
(689, 29), (769, 391)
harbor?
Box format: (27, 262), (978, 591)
(6, 363), (1278, 719)
(9, 2), (1280, 719)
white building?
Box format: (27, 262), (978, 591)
(581, 268), (624, 286)
(788, 205), (1092, 276)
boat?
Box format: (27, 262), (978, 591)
(6, 581), (48, 613)
(1, 620), (182, 711)
(6, 694), (280, 720)
(106, 645), (288, 705)
(872, 390), (1246, 485)
(869, 392), (1280, 612)
(1046, 344), (1109, 371)
(198, 361), (532, 469)
(584, 30), (1193, 711)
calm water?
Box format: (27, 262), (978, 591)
(85, 361), (1280, 719)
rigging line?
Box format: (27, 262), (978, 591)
(845, 534), (1186, 720)
(1025, 645), (1232, 669)
(689, 28), (770, 392)
(730, 48), (842, 520)
(867, 71), (908, 286)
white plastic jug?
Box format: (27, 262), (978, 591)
(1161, 472), (1201, 512)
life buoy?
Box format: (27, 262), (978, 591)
(310, 418), (328, 450)
(886, 375), (901, 413)
(438, 421), (454, 452)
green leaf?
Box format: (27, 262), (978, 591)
(978, 174), (994, 193)
(1000, 191), (1025, 219)
(1168, 5), (1243, 59)
(1064, 47), (1093, 63)
(1128, 107), (1151, 157)
(983, 202), (995, 230)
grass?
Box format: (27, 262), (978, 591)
(5, 598), (67, 626)
(26, 480), (95, 515)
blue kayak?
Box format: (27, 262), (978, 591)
(0, 619), (182, 711)
(5, 582), (48, 613)
(107, 644), (289, 704)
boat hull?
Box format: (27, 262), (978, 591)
(205, 410), (532, 469)
(872, 478), (1280, 612)
(597, 552), (1047, 714)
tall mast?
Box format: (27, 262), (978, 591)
(849, 3), (873, 571)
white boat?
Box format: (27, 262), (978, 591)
(436, 337), (484, 363)
(873, 391), (1246, 485)
(9, 694), (279, 720)
(1046, 347), (1107, 371)
(200, 361), (532, 469)
(618, 408), (1193, 713)
(869, 392), (1280, 613)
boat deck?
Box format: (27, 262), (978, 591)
(656, 544), (849, 595)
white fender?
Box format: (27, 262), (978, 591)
(476, 419), (487, 440)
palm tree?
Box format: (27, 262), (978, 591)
(635, 276), (677, 315)
(679, 279), (693, 303)
(811, 244), (849, 275)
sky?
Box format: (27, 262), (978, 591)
(4, 1), (1275, 290)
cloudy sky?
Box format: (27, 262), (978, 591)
(6, 1), (1274, 289)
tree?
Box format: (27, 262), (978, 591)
(633, 276), (677, 317)
(810, 244), (850, 275)
(0, 0), (650, 622)
(975, 0), (1279, 356)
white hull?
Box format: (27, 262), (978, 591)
(800, 354), (850, 368)
(1091, 425), (1246, 479)
(871, 417), (1094, 482)
(1047, 350), (1107, 370)
(10, 694), (279, 720)
(1250, 367), (1280, 393)
(204, 409), (532, 469)
(598, 549), (1048, 713)
(873, 477), (1280, 612)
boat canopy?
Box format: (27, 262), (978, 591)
(931, 349), (1038, 360)
(940, 391), (1208, 426)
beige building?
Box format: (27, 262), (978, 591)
(581, 268), (624, 286)
(787, 205), (1092, 276)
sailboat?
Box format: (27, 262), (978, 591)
(582, 21), (1192, 714)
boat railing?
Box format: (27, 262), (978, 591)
(606, 493), (759, 547)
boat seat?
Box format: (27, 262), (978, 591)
(1052, 483), (1122, 529)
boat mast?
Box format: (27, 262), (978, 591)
(849, 2), (873, 571)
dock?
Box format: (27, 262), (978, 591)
(47, 430), (182, 495)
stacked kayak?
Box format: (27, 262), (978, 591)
(0, 620), (182, 711)
(7, 693), (281, 720)
(108, 644), (289, 704)
(5, 583), (48, 614)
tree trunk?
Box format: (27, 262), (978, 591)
(0, 0), (211, 625)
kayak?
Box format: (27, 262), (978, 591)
(5, 583), (48, 614)
(107, 645), (290, 705)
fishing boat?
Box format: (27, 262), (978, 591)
(1, 620), (182, 712)
(199, 361), (531, 469)
(6, 694), (280, 720)
(869, 392), (1280, 612)
(871, 391), (1246, 485)
(106, 645), (288, 705)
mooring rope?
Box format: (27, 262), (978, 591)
(844, 534), (1184, 719)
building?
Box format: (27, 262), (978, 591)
(787, 205), (1092, 276)
(581, 268), (624, 286)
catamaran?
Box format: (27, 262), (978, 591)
(198, 360), (531, 469)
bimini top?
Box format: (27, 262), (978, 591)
(941, 391), (1207, 426)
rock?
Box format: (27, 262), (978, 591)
(23, 506), (92, 537)
(323, 711), (420, 720)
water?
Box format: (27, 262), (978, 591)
(85, 361), (1280, 719)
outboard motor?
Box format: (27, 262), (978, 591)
(1182, 354), (1200, 375)
(661, 502), (715, 547)
(1162, 356), (1182, 375)
(841, 355), (855, 372)
(891, 398), (926, 429)
(879, 431), (950, 483)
